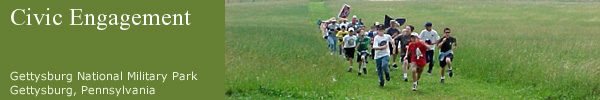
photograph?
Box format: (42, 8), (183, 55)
(226, 0), (600, 99)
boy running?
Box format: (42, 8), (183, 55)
(336, 26), (349, 56)
(438, 28), (457, 83)
(373, 26), (393, 87)
(343, 28), (357, 72)
(356, 28), (371, 75)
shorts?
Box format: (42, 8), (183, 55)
(388, 42), (394, 53)
(391, 41), (400, 54)
(344, 48), (355, 58)
(411, 62), (425, 70)
(357, 51), (369, 62)
(440, 53), (454, 67)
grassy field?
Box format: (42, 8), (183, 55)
(226, 0), (600, 99)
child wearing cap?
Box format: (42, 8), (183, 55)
(373, 25), (393, 87)
(343, 28), (357, 72)
(405, 33), (430, 91)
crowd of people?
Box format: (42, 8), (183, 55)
(317, 15), (458, 91)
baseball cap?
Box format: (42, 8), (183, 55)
(424, 22), (432, 27)
(410, 33), (419, 38)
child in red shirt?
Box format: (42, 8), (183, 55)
(408, 39), (428, 67)
(404, 33), (430, 91)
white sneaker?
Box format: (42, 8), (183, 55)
(412, 82), (419, 91)
(403, 73), (408, 82)
(412, 84), (417, 91)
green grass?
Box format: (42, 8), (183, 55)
(226, 1), (600, 99)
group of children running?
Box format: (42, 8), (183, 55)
(318, 15), (457, 91)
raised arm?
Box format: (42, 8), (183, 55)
(437, 37), (447, 49)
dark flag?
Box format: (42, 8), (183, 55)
(384, 15), (393, 29)
(383, 15), (406, 29)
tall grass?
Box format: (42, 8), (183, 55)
(226, 0), (347, 99)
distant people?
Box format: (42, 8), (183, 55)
(350, 15), (359, 30)
(349, 20), (358, 30)
(367, 23), (380, 60)
(357, 19), (364, 28)
(327, 19), (339, 55)
(343, 28), (357, 72)
(419, 22), (440, 75)
(321, 20), (329, 40)
(351, 15), (357, 24)
(336, 26), (349, 56)
(405, 33), (430, 91)
(316, 19), (322, 29)
(437, 28), (457, 83)
(340, 18), (349, 30)
(373, 25), (393, 87)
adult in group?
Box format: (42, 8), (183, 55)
(393, 25), (412, 82)
(326, 19), (339, 55)
(419, 22), (440, 75)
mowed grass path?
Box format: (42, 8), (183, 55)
(226, 1), (600, 99)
